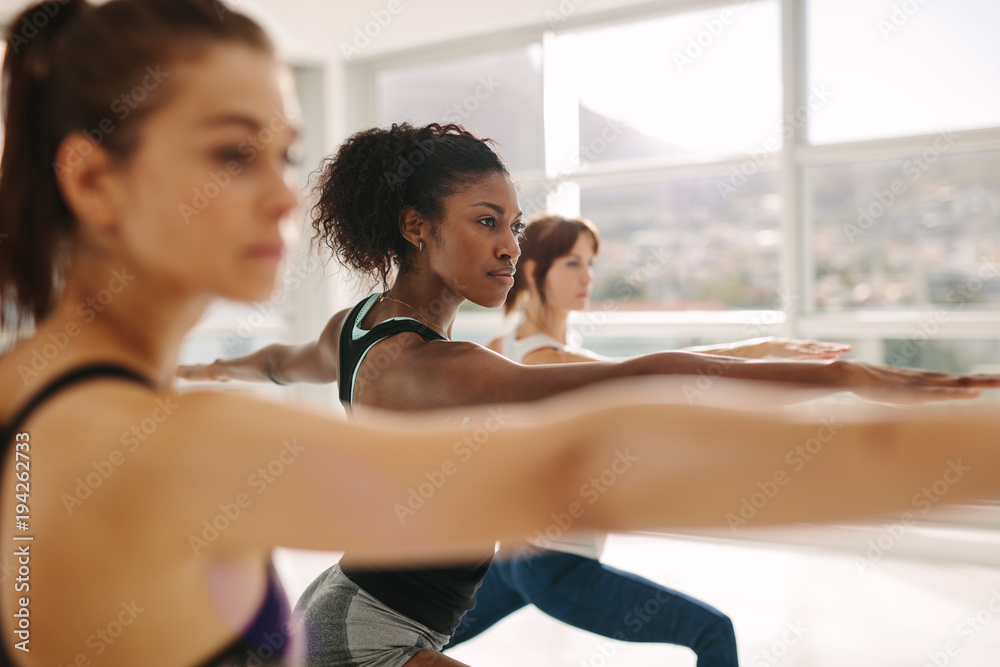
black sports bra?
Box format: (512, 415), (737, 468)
(0, 363), (291, 665)
(338, 293), (446, 406)
(336, 296), (492, 637)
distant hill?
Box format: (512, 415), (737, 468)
(579, 103), (684, 163)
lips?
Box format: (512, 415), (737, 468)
(246, 243), (285, 260)
(488, 266), (515, 286)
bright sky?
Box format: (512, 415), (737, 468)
(558, 0), (1000, 154)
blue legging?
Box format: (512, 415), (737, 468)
(445, 549), (739, 667)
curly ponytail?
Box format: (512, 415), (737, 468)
(310, 122), (510, 288)
(0, 0), (271, 339)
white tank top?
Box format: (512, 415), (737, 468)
(500, 329), (567, 363)
(499, 327), (607, 560)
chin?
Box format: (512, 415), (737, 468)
(225, 276), (280, 303)
(467, 287), (509, 310)
(472, 296), (506, 310)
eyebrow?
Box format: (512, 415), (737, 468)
(469, 201), (523, 219)
(198, 113), (301, 141)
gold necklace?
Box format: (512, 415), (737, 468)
(378, 291), (449, 340)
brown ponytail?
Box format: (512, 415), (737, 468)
(0, 0), (271, 339)
(0, 0), (87, 340)
(503, 214), (600, 315)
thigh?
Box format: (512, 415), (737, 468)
(508, 552), (731, 644)
(404, 650), (472, 667)
(297, 565), (449, 667)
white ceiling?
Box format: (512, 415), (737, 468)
(2, 0), (688, 61)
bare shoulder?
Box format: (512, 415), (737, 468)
(0, 381), (295, 664)
(323, 307), (353, 339)
(0, 341), (52, 423)
(317, 307), (353, 357)
(353, 335), (512, 410)
(484, 334), (505, 354)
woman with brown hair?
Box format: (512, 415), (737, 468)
(181, 121), (1000, 666)
(445, 214), (748, 664)
(449, 214), (843, 663)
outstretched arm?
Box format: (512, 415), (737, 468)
(519, 337), (852, 365)
(376, 338), (998, 410)
(175, 309), (348, 385)
(150, 377), (1000, 564)
(685, 337), (851, 360)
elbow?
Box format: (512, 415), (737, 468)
(263, 351), (285, 385)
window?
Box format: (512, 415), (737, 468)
(358, 0), (1000, 373)
(809, 148), (1000, 312)
(562, 2), (781, 163)
(806, 0), (1000, 145)
(581, 174), (781, 309)
(179, 64), (331, 405)
(376, 44), (544, 172)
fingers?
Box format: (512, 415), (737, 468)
(175, 364), (214, 381)
(788, 350), (848, 360)
(778, 340), (851, 360)
(908, 372), (1000, 388)
(862, 385), (982, 406)
(956, 373), (1000, 388)
(875, 363), (1000, 388)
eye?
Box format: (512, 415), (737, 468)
(284, 143), (304, 167)
(214, 146), (246, 164)
(512, 221), (526, 243)
(478, 217), (497, 229)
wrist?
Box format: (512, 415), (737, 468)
(724, 345), (750, 359)
(208, 359), (226, 381)
(822, 358), (852, 386)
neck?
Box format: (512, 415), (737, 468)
(380, 271), (463, 340)
(36, 247), (211, 388)
(518, 298), (568, 344)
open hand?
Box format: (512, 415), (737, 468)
(727, 337), (852, 360)
(175, 362), (227, 382)
(834, 360), (1000, 405)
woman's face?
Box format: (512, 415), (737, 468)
(541, 232), (596, 313)
(425, 171), (524, 308)
(107, 44), (299, 302)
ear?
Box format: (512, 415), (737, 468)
(53, 133), (121, 233)
(522, 258), (539, 292)
(398, 205), (427, 252)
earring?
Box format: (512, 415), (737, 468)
(419, 240), (423, 252)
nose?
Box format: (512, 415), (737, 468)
(266, 161), (300, 223)
(498, 226), (521, 262)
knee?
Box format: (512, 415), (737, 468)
(712, 613), (737, 643)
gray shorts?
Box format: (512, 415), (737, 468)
(294, 563), (451, 667)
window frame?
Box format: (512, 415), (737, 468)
(346, 0), (1000, 364)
